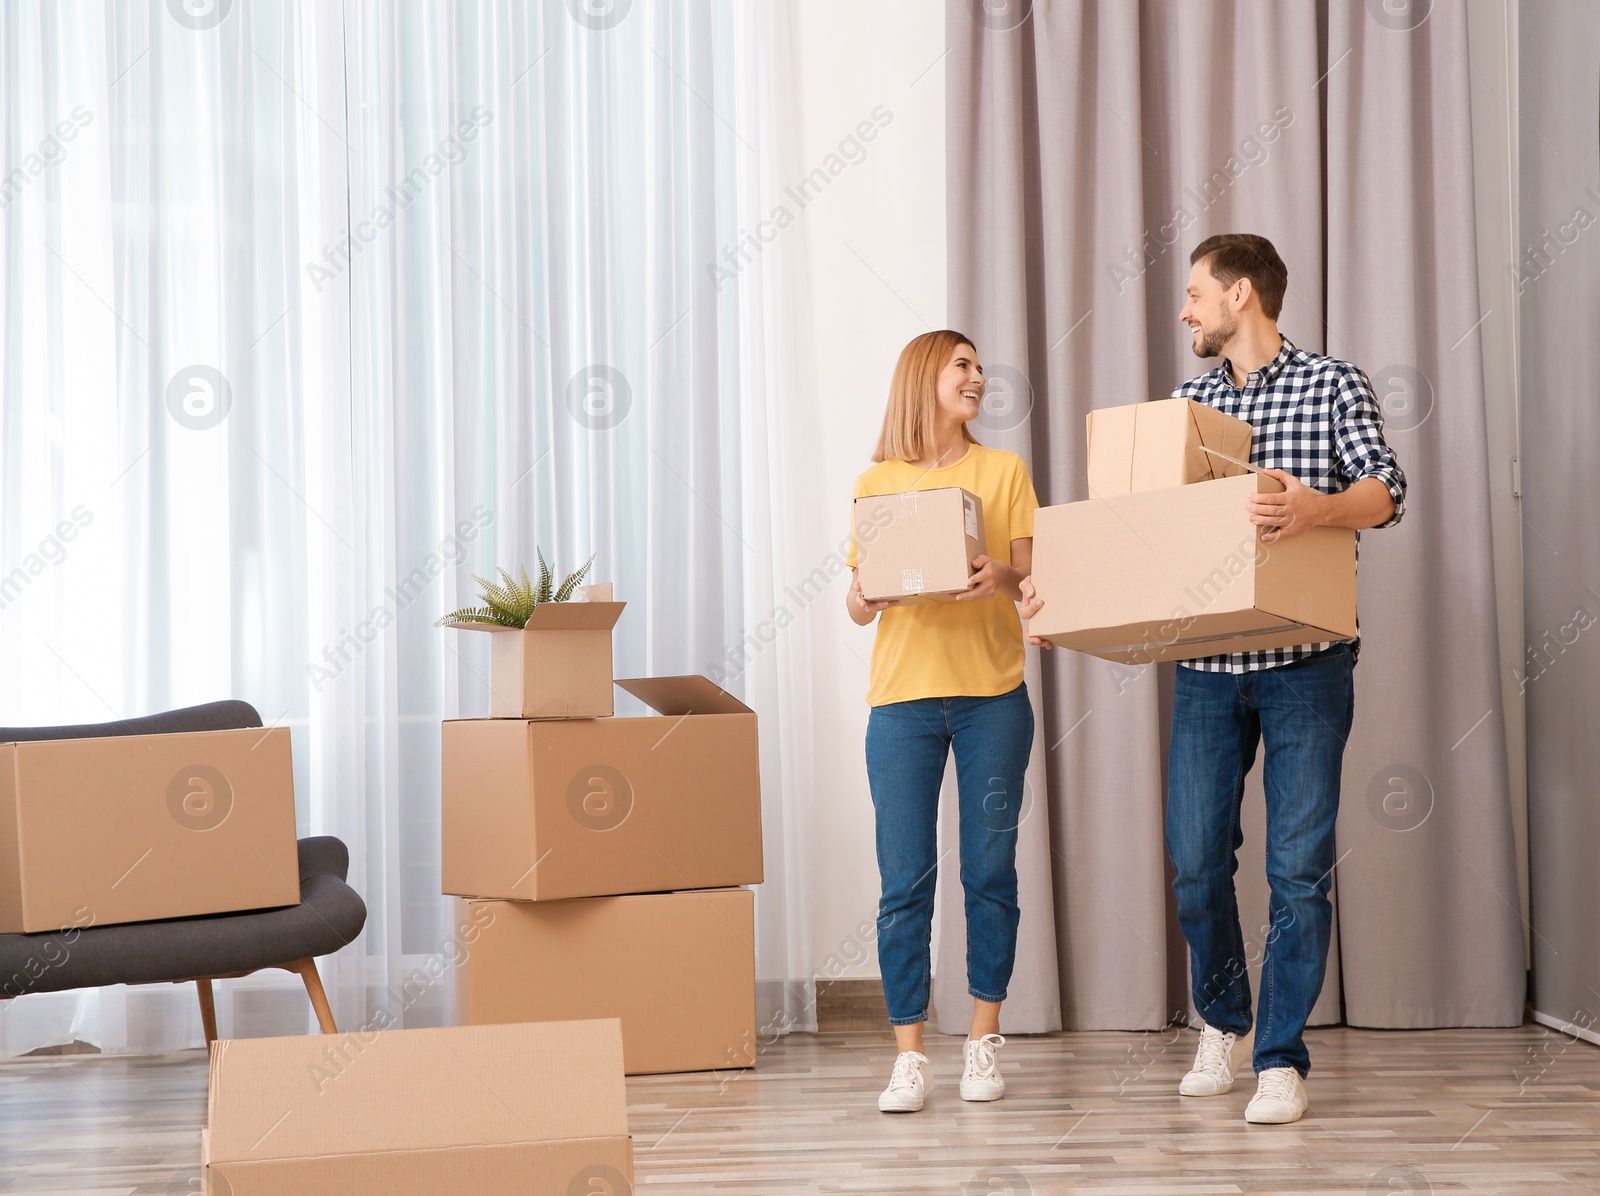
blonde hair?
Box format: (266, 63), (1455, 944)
(872, 330), (982, 463)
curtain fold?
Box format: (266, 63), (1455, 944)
(944, 0), (1524, 1032)
(1, 0), (812, 1056)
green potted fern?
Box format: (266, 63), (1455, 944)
(440, 550), (625, 719)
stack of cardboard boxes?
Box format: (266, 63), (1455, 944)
(441, 586), (763, 1075)
(1029, 398), (1358, 663)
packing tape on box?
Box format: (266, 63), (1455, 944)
(900, 568), (925, 594)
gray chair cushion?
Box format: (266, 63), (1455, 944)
(0, 702), (367, 999)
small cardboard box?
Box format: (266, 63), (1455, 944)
(202, 1019), (633, 1194)
(1086, 398), (1253, 496)
(853, 486), (986, 601)
(0, 727), (300, 934)
(450, 584), (626, 719)
(442, 675), (763, 902)
(1028, 473), (1356, 663)
(456, 889), (757, 1076)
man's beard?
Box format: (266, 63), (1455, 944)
(1193, 305), (1237, 358)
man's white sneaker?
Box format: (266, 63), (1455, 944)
(959, 1033), (1007, 1102)
(878, 1050), (934, 1112)
(1178, 1024), (1249, 1096)
(1245, 1066), (1308, 1124)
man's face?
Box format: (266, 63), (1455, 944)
(1179, 259), (1237, 359)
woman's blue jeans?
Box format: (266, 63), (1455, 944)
(1165, 645), (1356, 1077)
(865, 683), (1034, 1026)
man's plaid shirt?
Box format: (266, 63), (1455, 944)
(1170, 336), (1407, 673)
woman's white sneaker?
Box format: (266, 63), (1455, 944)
(1245, 1066), (1308, 1124)
(959, 1033), (1007, 1101)
(879, 1050), (935, 1112)
(1178, 1024), (1247, 1096)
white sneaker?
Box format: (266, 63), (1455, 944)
(1245, 1066), (1308, 1124)
(1178, 1023), (1249, 1096)
(959, 1033), (1006, 1101)
(879, 1050), (934, 1112)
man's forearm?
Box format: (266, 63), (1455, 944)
(1317, 477), (1396, 530)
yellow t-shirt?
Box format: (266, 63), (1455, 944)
(848, 442), (1040, 707)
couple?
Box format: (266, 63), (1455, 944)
(845, 233), (1407, 1125)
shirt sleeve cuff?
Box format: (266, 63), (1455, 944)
(1357, 469), (1406, 529)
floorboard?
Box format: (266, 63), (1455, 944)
(2, 1026), (1597, 1193)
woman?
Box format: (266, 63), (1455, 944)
(846, 329), (1039, 1113)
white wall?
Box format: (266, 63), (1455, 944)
(788, 3), (948, 978)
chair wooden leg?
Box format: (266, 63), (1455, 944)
(195, 978), (218, 1045)
(291, 957), (339, 1034)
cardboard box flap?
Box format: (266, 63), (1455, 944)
(1186, 401), (1253, 480)
(451, 602), (626, 633)
(206, 1019), (628, 1164)
(614, 675), (753, 716)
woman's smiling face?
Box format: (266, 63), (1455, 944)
(935, 343), (985, 426)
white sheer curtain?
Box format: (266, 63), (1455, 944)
(0, 0), (814, 1056)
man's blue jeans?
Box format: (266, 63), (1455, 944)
(865, 684), (1034, 1025)
(1165, 646), (1356, 1077)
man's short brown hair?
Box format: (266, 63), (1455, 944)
(1190, 233), (1288, 320)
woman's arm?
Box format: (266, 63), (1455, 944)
(953, 537), (1032, 604)
(847, 568), (899, 625)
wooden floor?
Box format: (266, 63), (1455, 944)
(3, 1026), (1599, 1193)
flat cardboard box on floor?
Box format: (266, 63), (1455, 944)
(1028, 473), (1357, 663)
(449, 583), (625, 719)
(202, 1019), (632, 1195)
(1086, 398), (1253, 497)
(442, 675), (763, 902)
(0, 727), (300, 934)
(853, 486), (985, 601)
(456, 888), (757, 1076)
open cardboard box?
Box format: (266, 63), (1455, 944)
(449, 583), (626, 719)
(456, 888), (757, 1076)
(442, 675), (763, 902)
(203, 1019), (632, 1194)
(1028, 473), (1356, 663)
(853, 487), (985, 601)
(0, 726), (300, 934)
(1086, 397), (1253, 497)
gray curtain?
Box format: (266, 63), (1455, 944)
(1521, 1), (1600, 1038)
(940, 0), (1525, 1033)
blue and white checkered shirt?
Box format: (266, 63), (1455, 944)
(1171, 336), (1407, 673)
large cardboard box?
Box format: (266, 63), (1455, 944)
(202, 1019), (632, 1195)
(853, 486), (986, 601)
(451, 585), (626, 719)
(442, 675), (763, 902)
(0, 727), (300, 934)
(456, 889), (757, 1076)
(1086, 398), (1253, 496)
(1028, 474), (1357, 663)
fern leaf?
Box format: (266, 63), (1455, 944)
(536, 548), (554, 605)
(554, 553), (597, 602)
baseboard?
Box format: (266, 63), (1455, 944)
(815, 979), (887, 1031)
(816, 978), (938, 1031)
(22, 1040), (101, 1057)
(1531, 1008), (1600, 1047)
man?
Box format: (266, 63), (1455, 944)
(1021, 233), (1407, 1124)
